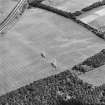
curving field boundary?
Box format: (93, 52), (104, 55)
(31, 3), (105, 39)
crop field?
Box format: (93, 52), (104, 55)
(1, 0), (105, 105)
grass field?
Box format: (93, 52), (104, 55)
(0, 7), (105, 96)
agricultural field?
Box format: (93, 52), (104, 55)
(79, 64), (105, 86)
(78, 5), (105, 33)
(0, 0), (18, 23)
(1, 0), (105, 104)
(42, 0), (99, 12)
(0, 7), (105, 96)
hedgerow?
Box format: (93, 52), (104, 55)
(31, 3), (76, 19)
(0, 70), (105, 105)
(72, 49), (105, 73)
(72, 0), (105, 16)
(32, 3), (105, 40)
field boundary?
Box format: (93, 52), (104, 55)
(30, 3), (76, 19)
(72, 0), (105, 16)
(72, 49), (105, 74)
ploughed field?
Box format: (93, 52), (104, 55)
(0, 6), (105, 96)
